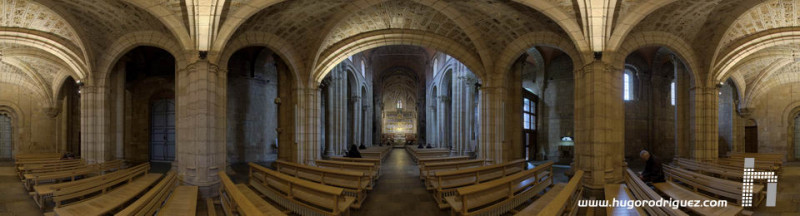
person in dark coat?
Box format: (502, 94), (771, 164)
(345, 144), (362, 158)
(638, 150), (665, 183)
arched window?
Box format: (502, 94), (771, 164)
(623, 69), (634, 101)
(397, 100), (403, 109)
(670, 81), (676, 106)
(361, 61), (366, 77)
(433, 58), (439, 77)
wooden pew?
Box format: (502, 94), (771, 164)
(516, 170), (584, 216)
(219, 171), (286, 216)
(248, 162), (355, 216)
(429, 159), (527, 208)
(673, 158), (743, 180)
(663, 164), (762, 206)
(418, 159), (484, 181)
(653, 165), (745, 215)
(329, 157), (381, 176)
(623, 168), (688, 216)
(25, 160), (124, 191)
(18, 159), (85, 179)
(116, 171), (179, 215)
(728, 152), (783, 165)
(14, 153), (62, 163)
(25, 165), (97, 191)
(274, 160), (370, 208)
(417, 156), (470, 166)
(361, 146), (391, 161)
(603, 183), (646, 216)
(316, 159), (379, 181)
(444, 162), (553, 216)
(53, 163), (162, 216)
(33, 163), (147, 209)
(158, 185), (199, 216)
(716, 158), (780, 174)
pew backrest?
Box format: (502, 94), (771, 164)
(249, 162), (353, 215)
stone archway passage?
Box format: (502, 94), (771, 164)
(0, 114), (11, 160)
(353, 149), (446, 216)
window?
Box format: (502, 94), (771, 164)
(523, 97), (535, 130)
(433, 59), (439, 77)
(361, 61), (366, 77)
(624, 70), (633, 101)
(670, 81), (676, 106)
(397, 100), (403, 109)
(348, 55), (353, 62)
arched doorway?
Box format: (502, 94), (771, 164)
(794, 114), (800, 160)
(0, 114), (11, 160)
(745, 119), (758, 153)
(150, 92), (175, 161)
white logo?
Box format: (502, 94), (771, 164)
(742, 158), (778, 207)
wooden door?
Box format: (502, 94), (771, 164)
(151, 99), (176, 161)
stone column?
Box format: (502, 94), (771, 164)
(296, 87), (321, 164)
(692, 86), (719, 161)
(479, 84), (505, 164)
(675, 58), (691, 158)
(574, 60), (624, 190)
(80, 84), (113, 164)
(175, 60), (226, 197)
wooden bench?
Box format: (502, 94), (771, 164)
(429, 159), (528, 208)
(444, 162), (554, 216)
(360, 146), (391, 161)
(33, 163), (147, 209)
(115, 171), (198, 216)
(329, 157), (381, 176)
(274, 160), (370, 209)
(18, 159), (85, 179)
(728, 152), (783, 165)
(419, 159), (484, 181)
(248, 162), (355, 216)
(623, 168), (688, 216)
(417, 156), (470, 167)
(15, 153), (63, 163)
(316, 159), (379, 181)
(516, 170), (584, 216)
(604, 183), (646, 216)
(673, 158), (743, 180)
(662, 164), (762, 206)
(219, 171), (286, 216)
(716, 158), (780, 174)
(53, 163), (162, 216)
(25, 160), (124, 191)
(653, 181), (743, 216)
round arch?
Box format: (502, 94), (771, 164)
(711, 29), (800, 85)
(312, 30), (485, 85)
(612, 31), (702, 88)
(216, 31), (303, 88)
(0, 101), (24, 158)
(95, 31), (187, 87)
(495, 31), (587, 78)
(783, 102), (800, 161)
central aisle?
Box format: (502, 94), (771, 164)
(354, 149), (447, 216)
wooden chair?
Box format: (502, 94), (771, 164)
(274, 160), (370, 208)
(516, 170), (584, 216)
(248, 162), (355, 216)
(219, 171), (285, 216)
(429, 159), (527, 208)
(444, 162), (554, 216)
(623, 168), (688, 216)
(53, 163), (162, 216)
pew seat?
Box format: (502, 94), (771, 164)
(53, 173), (162, 216)
(236, 184), (285, 215)
(654, 181), (743, 216)
(604, 184), (646, 216)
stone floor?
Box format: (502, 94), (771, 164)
(753, 161), (800, 215)
(351, 149), (447, 216)
(0, 161), (43, 216)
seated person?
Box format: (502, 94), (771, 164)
(345, 144), (362, 158)
(638, 150), (665, 183)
